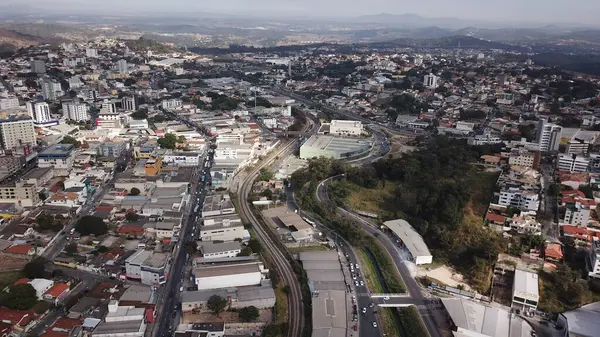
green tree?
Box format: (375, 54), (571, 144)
(131, 109), (148, 120)
(207, 295), (228, 316)
(578, 184), (594, 199)
(0, 284), (38, 310)
(65, 242), (78, 255)
(237, 247), (253, 256)
(184, 242), (198, 255)
(97, 245), (109, 253)
(23, 258), (48, 279)
(257, 168), (274, 181)
(60, 135), (81, 148)
(129, 187), (141, 196)
(75, 216), (108, 236)
(248, 239), (262, 254)
(261, 189), (273, 199)
(548, 183), (560, 197)
(157, 133), (180, 150)
(238, 306), (260, 322)
(125, 212), (140, 223)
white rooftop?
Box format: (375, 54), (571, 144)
(512, 269), (539, 301)
(562, 301), (600, 337)
(383, 219), (432, 258)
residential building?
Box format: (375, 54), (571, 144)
(587, 241), (600, 279)
(193, 261), (266, 291)
(41, 78), (62, 101)
(125, 249), (170, 285)
(101, 101), (117, 114)
(97, 142), (127, 158)
(0, 115), (36, 149)
(508, 149), (540, 169)
(38, 144), (76, 176)
(92, 300), (146, 337)
(467, 133), (503, 146)
(30, 59), (46, 74)
(29, 278), (55, 299)
(423, 73), (438, 89)
(122, 96), (137, 111)
(0, 180), (39, 206)
(142, 221), (177, 239)
(0, 97), (20, 110)
(509, 212), (542, 234)
(62, 102), (89, 121)
(535, 118), (561, 152)
(563, 196), (594, 225)
(511, 269), (539, 311)
(85, 48), (98, 58)
(144, 157), (162, 176)
(498, 187), (540, 211)
(558, 154), (589, 173)
(26, 101), (52, 124)
(161, 99), (182, 110)
(117, 59), (128, 74)
(134, 145), (155, 159)
(129, 119), (148, 129)
(566, 138), (591, 156)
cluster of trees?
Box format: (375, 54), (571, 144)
(238, 239), (263, 257)
(0, 283), (38, 310)
(60, 135), (81, 148)
(36, 213), (65, 232)
(316, 60), (365, 78)
(157, 133), (186, 150)
(131, 109), (148, 120)
(205, 92), (239, 110)
(75, 216), (108, 236)
(384, 93), (432, 120)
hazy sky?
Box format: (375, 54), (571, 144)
(11, 0), (600, 25)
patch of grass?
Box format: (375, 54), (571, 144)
(274, 281), (289, 324)
(0, 270), (23, 291)
(288, 245), (329, 254)
(397, 306), (430, 337)
(356, 249), (385, 293)
(345, 181), (397, 215)
(379, 307), (402, 337)
(464, 170), (500, 225)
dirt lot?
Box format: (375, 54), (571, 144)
(417, 265), (472, 291)
(0, 253), (29, 271)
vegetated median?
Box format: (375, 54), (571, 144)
(396, 306), (430, 337)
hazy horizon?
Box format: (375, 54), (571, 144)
(4, 0), (600, 26)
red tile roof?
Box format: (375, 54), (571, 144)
(0, 322), (12, 336)
(545, 243), (564, 260)
(12, 278), (30, 286)
(50, 317), (82, 331)
(44, 283), (70, 298)
(562, 225), (588, 235)
(562, 190), (586, 198)
(0, 307), (36, 326)
(486, 213), (506, 223)
(116, 225), (144, 235)
(5, 244), (33, 255)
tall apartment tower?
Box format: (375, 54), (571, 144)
(424, 73), (439, 89)
(41, 78), (63, 101)
(62, 102), (89, 122)
(86, 48), (98, 58)
(26, 101), (52, 124)
(535, 118), (562, 152)
(117, 59), (128, 74)
(30, 59), (46, 74)
(0, 115), (36, 149)
(122, 96), (137, 111)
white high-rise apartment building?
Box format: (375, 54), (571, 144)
(26, 101), (52, 124)
(122, 96), (137, 111)
(558, 154), (589, 173)
(101, 101), (117, 114)
(62, 102), (89, 122)
(423, 73), (439, 89)
(535, 118), (562, 152)
(0, 97), (20, 110)
(498, 187), (540, 211)
(117, 59), (128, 74)
(86, 48), (98, 58)
(41, 79), (62, 101)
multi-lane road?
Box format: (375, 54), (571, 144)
(315, 176), (445, 337)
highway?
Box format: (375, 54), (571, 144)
(315, 176), (445, 337)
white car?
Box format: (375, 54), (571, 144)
(355, 264), (360, 269)
(362, 308), (367, 314)
(360, 281), (364, 286)
(372, 321), (378, 328)
(352, 274), (357, 280)
(383, 296), (389, 300)
(355, 281), (359, 287)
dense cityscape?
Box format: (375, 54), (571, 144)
(0, 5), (599, 337)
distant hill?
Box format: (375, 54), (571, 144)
(371, 35), (527, 52)
(0, 28), (42, 52)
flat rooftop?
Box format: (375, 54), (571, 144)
(513, 269), (539, 300)
(312, 289), (347, 337)
(199, 241), (242, 255)
(21, 167), (53, 180)
(562, 301), (600, 337)
(441, 298), (533, 337)
(302, 135), (370, 152)
(39, 144), (75, 157)
(194, 262), (260, 278)
(92, 319), (144, 335)
(383, 219), (432, 258)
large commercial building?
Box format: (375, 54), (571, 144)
(163, 151), (202, 167)
(511, 269), (539, 311)
(441, 298), (534, 337)
(535, 118), (561, 152)
(299, 135), (371, 160)
(0, 115), (36, 149)
(38, 144), (76, 176)
(0, 97), (20, 110)
(97, 142), (127, 158)
(201, 194), (235, 218)
(181, 283), (275, 312)
(125, 249), (170, 285)
(41, 78), (62, 101)
(383, 219), (433, 265)
(328, 120), (364, 136)
(192, 261), (267, 291)
(199, 219), (244, 242)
